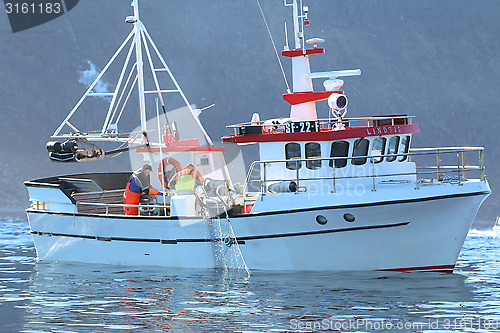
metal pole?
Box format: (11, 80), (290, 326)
(296, 163), (300, 189)
(156, 98), (168, 216)
(436, 153), (441, 180)
(479, 149), (485, 181)
(263, 163), (267, 195)
(53, 30), (135, 136)
(133, 0), (147, 134)
(142, 27), (214, 146)
(332, 160), (336, 193)
(371, 157), (376, 191)
(292, 0), (300, 49)
(461, 151), (466, 180)
(101, 36), (136, 134)
(140, 28), (170, 128)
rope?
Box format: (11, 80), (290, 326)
(255, 0), (291, 94)
(105, 132), (141, 158)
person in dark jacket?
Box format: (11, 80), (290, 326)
(124, 164), (163, 215)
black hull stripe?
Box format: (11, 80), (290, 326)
(30, 221), (409, 244)
(26, 190), (489, 220)
(237, 190), (491, 218)
(237, 221), (409, 240)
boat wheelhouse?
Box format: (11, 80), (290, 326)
(24, 0), (490, 272)
(222, 115), (417, 194)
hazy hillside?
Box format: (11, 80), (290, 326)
(0, 0), (498, 224)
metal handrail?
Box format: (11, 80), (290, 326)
(226, 115), (415, 129)
(76, 201), (170, 217)
(244, 168), (480, 184)
(242, 147), (485, 204)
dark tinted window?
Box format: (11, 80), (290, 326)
(329, 141), (349, 168)
(387, 136), (400, 162)
(398, 136), (411, 162)
(305, 142), (322, 170)
(371, 137), (386, 163)
(285, 142), (301, 170)
(352, 138), (370, 165)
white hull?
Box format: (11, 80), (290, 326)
(24, 1), (491, 274)
(27, 182), (490, 272)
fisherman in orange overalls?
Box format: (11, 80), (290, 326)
(124, 164), (164, 215)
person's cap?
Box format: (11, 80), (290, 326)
(142, 163), (152, 171)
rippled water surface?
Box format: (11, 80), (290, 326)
(0, 217), (499, 332)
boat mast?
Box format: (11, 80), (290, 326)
(286, 0), (317, 120)
(291, 0), (301, 49)
(51, 0), (215, 149)
(282, 1), (361, 120)
(132, 0), (147, 135)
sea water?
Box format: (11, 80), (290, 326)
(0, 217), (499, 333)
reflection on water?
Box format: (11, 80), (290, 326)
(0, 218), (499, 332)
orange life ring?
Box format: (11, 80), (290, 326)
(195, 170), (204, 187)
(157, 157), (182, 187)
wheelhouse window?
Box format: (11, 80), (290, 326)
(329, 141), (349, 168)
(386, 136), (400, 162)
(352, 138), (370, 165)
(398, 135), (411, 162)
(285, 142), (302, 170)
(305, 142), (321, 170)
(371, 137), (386, 163)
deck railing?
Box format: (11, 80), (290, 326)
(242, 147), (485, 202)
(227, 115), (414, 135)
(28, 147), (485, 217)
(75, 201), (171, 217)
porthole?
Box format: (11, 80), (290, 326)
(343, 213), (355, 222)
(316, 215), (328, 225)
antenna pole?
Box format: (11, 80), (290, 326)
(284, 21), (289, 50)
(292, 0), (300, 49)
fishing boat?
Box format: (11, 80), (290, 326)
(25, 0), (490, 272)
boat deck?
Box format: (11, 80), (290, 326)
(74, 189), (126, 215)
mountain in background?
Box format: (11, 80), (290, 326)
(0, 0), (498, 226)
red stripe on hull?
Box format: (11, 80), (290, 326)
(222, 124), (419, 144)
(377, 264), (455, 272)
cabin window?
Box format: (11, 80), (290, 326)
(352, 138), (370, 165)
(386, 136), (400, 162)
(329, 141), (349, 168)
(371, 137), (386, 163)
(305, 142), (322, 170)
(398, 136), (411, 162)
(285, 142), (302, 170)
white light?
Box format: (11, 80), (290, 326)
(328, 93), (348, 111)
(306, 38), (324, 46)
(251, 113), (260, 125)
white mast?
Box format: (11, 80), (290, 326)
(133, 0), (147, 135)
(287, 0), (316, 120)
(52, 0), (214, 147)
(292, 0), (301, 49)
